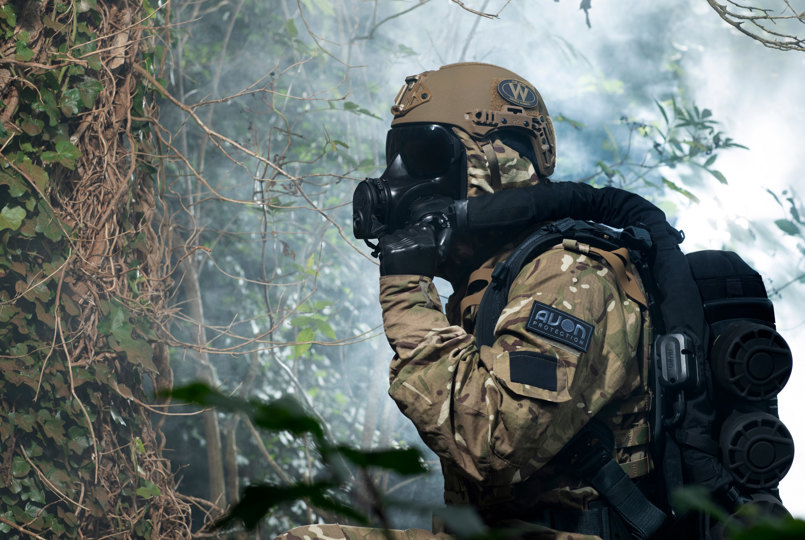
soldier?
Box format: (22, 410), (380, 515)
(278, 63), (659, 540)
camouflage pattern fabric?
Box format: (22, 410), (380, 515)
(273, 523), (451, 540)
(379, 242), (651, 533)
(452, 128), (540, 197)
(273, 522), (602, 540)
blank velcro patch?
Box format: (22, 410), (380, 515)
(525, 301), (594, 352)
(510, 351), (558, 391)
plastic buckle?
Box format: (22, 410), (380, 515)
(655, 333), (697, 389)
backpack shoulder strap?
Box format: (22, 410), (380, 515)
(474, 218), (632, 348)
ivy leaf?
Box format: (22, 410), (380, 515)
(15, 40), (33, 61)
(42, 140), (82, 170)
(11, 456), (30, 477)
(60, 88), (82, 116)
(16, 160), (49, 191)
(0, 172), (28, 197)
(0, 205), (26, 231)
(136, 480), (161, 499)
(77, 79), (103, 108)
(32, 89), (60, 126)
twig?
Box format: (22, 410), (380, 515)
(0, 515), (46, 540)
(132, 64), (297, 181)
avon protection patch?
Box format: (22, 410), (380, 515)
(526, 301), (593, 353)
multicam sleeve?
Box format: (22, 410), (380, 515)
(379, 246), (646, 485)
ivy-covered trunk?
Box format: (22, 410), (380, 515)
(0, 1), (189, 537)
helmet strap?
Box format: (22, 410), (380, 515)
(481, 141), (502, 191)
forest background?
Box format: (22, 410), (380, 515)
(1, 0), (804, 538)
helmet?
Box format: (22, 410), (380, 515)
(390, 62), (556, 179)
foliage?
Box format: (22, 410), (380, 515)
(673, 486), (805, 540)
(766, 188), (805, 294)
(168, 382), (431, 533)
(576, 98), (747, 200)
(0, 0), (187, 537)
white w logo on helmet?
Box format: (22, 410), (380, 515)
(498, 79), (538, 108)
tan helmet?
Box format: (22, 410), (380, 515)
(390, 62), (556, 178)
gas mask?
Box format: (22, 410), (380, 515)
(352, 123), (467, 243)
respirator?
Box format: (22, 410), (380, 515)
(352, 124), (467, 242)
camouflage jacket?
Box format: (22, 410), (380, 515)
(379, 241), (653, 521)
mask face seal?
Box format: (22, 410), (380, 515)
(353, 124), (466, 240)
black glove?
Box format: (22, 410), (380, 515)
(379, 221), (439, 276)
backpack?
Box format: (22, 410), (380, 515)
(473, 218), (794, 539)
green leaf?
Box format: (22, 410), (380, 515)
(661, 177), (700, 203)
(554, 113), (585, 130)
(212, 482), (366, 531)
(98, 301), (157, 371)
(15, 39), (33, 61)
(167, 383), (325, 440)
(32, 89), (60, 126)
(11, 456), (30, 477)
(285, 19), (298, 38)
(703, 154), (717, 168)
(397, 44), (417, 57)
(136, 480), (161, 499)
(334, 446), (426, 476)
(35, 200), (65, 241)
(775, 219), (800, 236)
(16, 160), (49, 191)
(0, 205), (26, 231)
(313, 318), (336, 340)
(0, 5), (18, 27)
(342, 101), (381, 120)
(60, 88), (81, 116)
(294, 327), (314, 358)
(0, 172), (28, 197)
(77, 79), (103, 108)
(707, 169), (728, 184)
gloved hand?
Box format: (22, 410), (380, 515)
(379, 220), (441, 277)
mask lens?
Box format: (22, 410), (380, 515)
(386, 125), (459, 179)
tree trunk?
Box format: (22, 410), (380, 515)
(180, 258), (228, 508)
(0, 1), (190, 537)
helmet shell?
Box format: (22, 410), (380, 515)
(390, 62), (556, 177)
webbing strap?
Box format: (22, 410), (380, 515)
(568, 420), (666, 539)
(587, 458), (666, 539)
(459, 267), (494, 317)
(620, 455), (652, 479)
(613, 424), (651, 449)
(564, 240), (647, 308)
